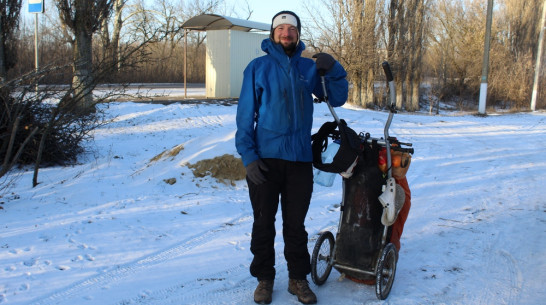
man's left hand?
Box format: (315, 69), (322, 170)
(313, 53), (336, 76)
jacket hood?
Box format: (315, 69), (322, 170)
(261, 38), (306, 62)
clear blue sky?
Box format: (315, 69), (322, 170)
(226, 0), (313, 25)
(23, 0), (316, 29)
(22, 0), (321, 35)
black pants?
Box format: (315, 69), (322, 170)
(247, 159), (313, 281)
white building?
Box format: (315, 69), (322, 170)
(182, 14), (270, 98)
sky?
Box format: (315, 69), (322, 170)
(0, 85), (545, 304)
(21, 0), (320, 34)
(226, 0), (315, 25)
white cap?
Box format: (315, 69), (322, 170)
(272, 13), (299, 30)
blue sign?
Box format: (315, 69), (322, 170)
(29, 0), (44, 13)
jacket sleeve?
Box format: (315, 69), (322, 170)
(235, 62), (260, 167)
(313, 61), (348, 107)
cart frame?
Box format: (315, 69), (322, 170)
(310, 62), (413, 300)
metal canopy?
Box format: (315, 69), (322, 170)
(181, 14), (270, 32)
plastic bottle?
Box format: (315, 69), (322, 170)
(314, 141), (340, 187)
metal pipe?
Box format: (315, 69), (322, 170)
(321, 75), (340, 124)
(35, 13), (39, 93)
(334, 263), (376, 277)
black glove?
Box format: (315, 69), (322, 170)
(246, 159), (269, 185)
(312, 53), (336, 76)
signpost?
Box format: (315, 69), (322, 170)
(29, 0), (44, 13)
(29, 0), (44, 92)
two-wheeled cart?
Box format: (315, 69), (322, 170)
(310, 62), (414, 300)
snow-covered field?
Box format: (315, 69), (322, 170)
(1, 94), (545, 304)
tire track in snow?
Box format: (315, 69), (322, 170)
(112, 246), (286, 305)
(149, 242), (312, 305)
(498, 250), (523, 305)
(113, 263), (255, 305)
(31, 213), (253, 305)
(478, 239), (523, 305)
(113, 222), (339, 305)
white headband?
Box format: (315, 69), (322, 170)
(272, 14), (298, 30)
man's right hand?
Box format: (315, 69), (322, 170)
(246, 159), (269, 185)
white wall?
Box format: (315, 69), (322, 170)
(206, 30), (267, 98)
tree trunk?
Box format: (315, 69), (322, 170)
(363, 67), (375, 107)
(111, 0), (124, 71)
(72, 28), (94, 110)
(411, 77), (420, 111)
(0, 20), (6, 83)
(395, 81), (404, 109)
(0, 0), (22, 83)
(352, 70), (362, 106)
(363, 0), (377, 108)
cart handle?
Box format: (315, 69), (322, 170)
(381, 61), (397, 179)
(320, 75), (341, 125)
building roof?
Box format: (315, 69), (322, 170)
(181, 14), (270, 32)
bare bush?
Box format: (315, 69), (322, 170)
(0, 65), (105, 186)
(425, 0), (544, 110)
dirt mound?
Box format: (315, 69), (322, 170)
(188, 154), (246, 185)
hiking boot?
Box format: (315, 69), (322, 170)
(254, 279), (274, 304)
(288, 279), (317, 304)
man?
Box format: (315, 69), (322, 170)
(235, 10), (348, 304)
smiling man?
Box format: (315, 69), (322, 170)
(235, 10), (349, 304)
(271, 13), (300, 54)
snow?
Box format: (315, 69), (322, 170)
(1, 88), (545, 304)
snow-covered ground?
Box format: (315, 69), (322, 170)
(1, 91), (545, 304)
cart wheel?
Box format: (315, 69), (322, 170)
(375, 243), (398, 300)
(311, 231), (335, 285)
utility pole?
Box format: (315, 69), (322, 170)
(184, 29), (187, 99)
(478, 0), (494, 115)
(531, 0), (546, 111)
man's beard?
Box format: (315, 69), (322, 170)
(282, 42), (297, 54)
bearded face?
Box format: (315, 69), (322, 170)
(273, 24), (298, 54)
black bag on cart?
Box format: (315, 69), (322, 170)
(311, 120), (361, 174)
(333, 141), (389, 280)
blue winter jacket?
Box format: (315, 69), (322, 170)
(236, 38), (348, 167)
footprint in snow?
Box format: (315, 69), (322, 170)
(56, 265), (71, 271)
(71, 255), (84, 262)
(19, 283), (29, 291)
(23, 258), (37, 267)
(228, 241), (245, 251)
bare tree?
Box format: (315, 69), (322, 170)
(56, 0), (115, 110)
(118, 0), (222, 83)
(100, 0), (127, 77)
(404, 0), (427, 111)
(386, 0), (428, 111)
(304, 0), (429, 110)
(425, 0), (543, 110)
(303, 0), (366, 105)
(488, 0), (544, 108)
(502, 0), (543, 60)
(0, 0), (22, 83)
(339, 0), (382, 108)
(360, 0), (381, 107)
